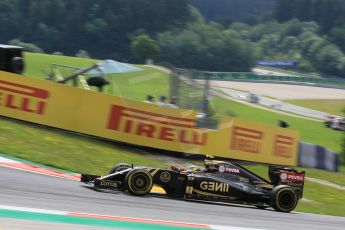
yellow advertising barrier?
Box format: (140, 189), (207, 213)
(0, 71), (299, 166)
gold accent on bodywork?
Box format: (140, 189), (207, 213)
(149, 169), (159, 176)
(257, 184), (273, 189)
(186, 186), (193, 194)
(150, 186), (166, 194)
(192, 188), (229, 198)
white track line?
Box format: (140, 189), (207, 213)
(0, 205), (68, 215)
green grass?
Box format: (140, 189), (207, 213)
(109, 67), (169, 100)
(303, 168), (345, 186)
(0, 118), (167, 175)
(210, 97), (343, 153)
(24, 52), (96, 78)
(24, 52), (169, 101)
(285, 99), (345, 116)
(295, 181), (345, 216)
(24, 53), (96, 80)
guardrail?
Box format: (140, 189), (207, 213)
(298, 142), (340, 172)
(176, 69), (345, 88)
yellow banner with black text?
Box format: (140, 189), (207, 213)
(0, 71), (299, 165)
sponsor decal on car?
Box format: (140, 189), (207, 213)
(231, 127), (263, 153)
(286, 173), (304, 182)
(218, 165), (240, 173)
(100, 180), (119, 187)
(239, 177), (249, 183)
(287, 182), (304, 188)
(280, 172), (304, 182)
(0, 80), (49, 115)
(107, 105), (208, 145)
(185, 186), (193, 194)
(280, 172), (288, 180)
(160, 171), (171, 183)
(200, 181), (229, 192)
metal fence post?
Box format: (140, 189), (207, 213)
(203, 72), (210, 126)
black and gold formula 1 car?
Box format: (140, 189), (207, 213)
(81, 160), (305, 212)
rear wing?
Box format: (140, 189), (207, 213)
(269, 166), (305, 198)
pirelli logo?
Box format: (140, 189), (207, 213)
(0, 80), (49, 115)
(273, 135), (294, 158)
(231, 126), (263, 153)
(107, 105), (207, 145)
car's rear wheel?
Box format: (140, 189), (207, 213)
(109, 163), (131, 174)
(125, 169), (153, 195)
(271, 185), (298, 212)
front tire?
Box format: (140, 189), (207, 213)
(271, 185), (298, 212)
(125, 169), (153, 196)
(109, 163), (131, 174)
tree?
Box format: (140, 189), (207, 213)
(0, 0), (192, 60)
(273, 0), (345, 33)
(8, 39), (44, 53)
(189, 0), (274, 24)
(330, 26), (345, 53)
(75, 50), (90, 58)
(157, 22), (255, 71)
(315, 45), (344, 75)
(131, 34), (160, 64)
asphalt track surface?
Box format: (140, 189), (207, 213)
(1, 166), (345, 230)
(216, 87), (327, 120)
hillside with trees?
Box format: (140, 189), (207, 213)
(0, 0), (191, 60)
(188, 0), (274, 25)
(1, 0), (345, 77)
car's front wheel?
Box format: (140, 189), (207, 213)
(109, 163), (131, 174)
(270, 185), (298, 212)
(125, 169), (153, 196)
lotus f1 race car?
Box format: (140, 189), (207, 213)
(81, 160), (305, 212)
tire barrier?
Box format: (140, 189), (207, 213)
(298, 142), (340, 172)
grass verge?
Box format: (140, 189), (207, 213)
(0, 117), (167, 175)
(296, 180), (345, 216)
(210, 97), (343, 153)
(285, 99), (345, 116)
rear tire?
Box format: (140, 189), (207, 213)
(109, 163), (131, 174)
(125, 169), (153, 196)
(271, 185), (298, 212)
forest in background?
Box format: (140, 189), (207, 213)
(1, 0), (345, 77)
(188, 0), (274, 25)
